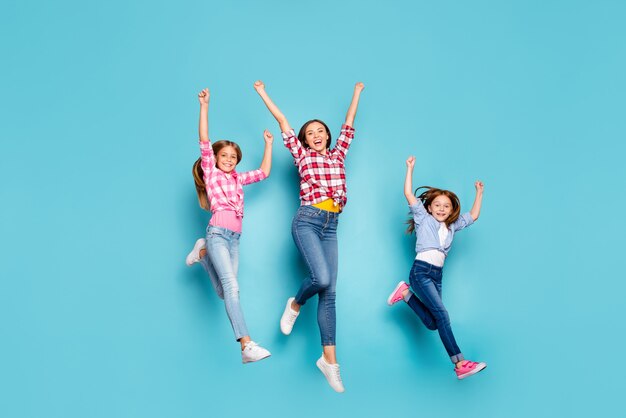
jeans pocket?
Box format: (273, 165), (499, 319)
(208, 227), (224, 238)
(298, 209), (318, 219)
(412, 262), (430, 275)
(295, 213), (318, 227)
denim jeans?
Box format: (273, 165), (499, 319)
(406, 259), (465, 363)
(199, 226), (248, 340)
(291, 205), (339, 346)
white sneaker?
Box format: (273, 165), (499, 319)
(280, 297), (299, 335)
(185, 238), (206, 266)
(316, 355), (345, 393)
(241, 341), (271, 364)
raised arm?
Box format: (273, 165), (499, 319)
(344, 82), (365, 127)
(253, 80), (292, 132)
(469, 181), (484, 221)
(404, 156), (419, 205)
(198, 88), (209, 142)
(260, 129), (274, 177)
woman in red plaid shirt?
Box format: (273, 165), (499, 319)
(185, 88), (274, 364)
(254, 80), (364, 393)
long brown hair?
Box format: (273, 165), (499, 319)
(192, 140), (243, 211)
(297, 119), (332, 150)
(193, 158), (210, 211)
(406, 186), (461, 233)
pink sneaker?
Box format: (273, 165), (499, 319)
(387, 281), (409, 306)
(455, 360), (487, 380)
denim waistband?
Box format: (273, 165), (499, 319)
(207, 225), (241, 239)
(298, 204), (340, 220)
(413, 258), (443, 273)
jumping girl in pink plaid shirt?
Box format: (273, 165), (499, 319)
(185, 88), (274, 364)
(254, 80), (365, 392)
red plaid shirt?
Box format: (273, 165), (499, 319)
(282, 124), (355, 209)
(199, 140), (267, 218)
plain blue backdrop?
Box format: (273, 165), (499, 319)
(2, 0), (625, 417)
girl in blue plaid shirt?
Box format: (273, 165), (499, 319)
(387, 156), (487, 380)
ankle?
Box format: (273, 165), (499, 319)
(323, 355), (337, 365)
(291, 300), (301, 312)
(239, 336), (251, 350)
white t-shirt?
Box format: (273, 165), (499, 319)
(415, 222), (448, 267)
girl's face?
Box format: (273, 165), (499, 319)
(216, 145), (238, 173)
(428, 195), (453, 223)
(304, 121), (329, 154)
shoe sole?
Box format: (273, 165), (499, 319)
(242, 352), (271, 364)
(387, 281), (407, 305)
(457, 363), (487, 380)
(316, 358), (345, 393)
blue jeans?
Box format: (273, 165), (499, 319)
(199, 226), (249, 341)
(406, 259), (465, 363)
(291, 205), (339, 346)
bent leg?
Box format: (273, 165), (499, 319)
(411, 274), (463, 363)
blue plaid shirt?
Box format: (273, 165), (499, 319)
(409, 201), (474, 256)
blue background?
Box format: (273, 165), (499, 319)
(2, 0), (625, 417)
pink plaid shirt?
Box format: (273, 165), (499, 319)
(282, 124), (355, 210)
(199, 140), (267, 220)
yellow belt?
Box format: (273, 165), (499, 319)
(312, 199), (341, 213)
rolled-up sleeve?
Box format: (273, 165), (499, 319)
(451, 212), (474, 233)
(239, 169), (267, 186)
(409, 201), (428, 227)
(332, 124), (354, 161)
(282, 129), (305, 164)
(199, 140), (215, 183)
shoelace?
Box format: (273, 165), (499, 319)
(286, 310), (298, 322)
(244, 341), (259, 351)
(459, 361), (475, 369)
(331, 364), (342, 382)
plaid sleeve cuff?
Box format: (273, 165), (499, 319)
(253, 169), (267, 182)
(340, 124), (355, 138)
(282, 129), (304, 162)
(240, 169), (267, 185)
(334, 125), (354, 152)
(282, 129), (297, 142)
